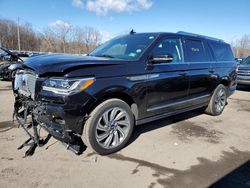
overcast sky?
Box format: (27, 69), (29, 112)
(0, 0), (250, 42)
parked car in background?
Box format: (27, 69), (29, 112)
(0, 51), (8, 61)
(2, 51), (19, 61)
(237, 56), (250, 85)
(235, 58), (244, 64)
(0, 47), (24, 81)
(13, 31), (237, 155)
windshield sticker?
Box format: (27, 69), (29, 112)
(128, 53), (137, 57)
(149, 36), (155, 40)
(136, 49), (142, 53)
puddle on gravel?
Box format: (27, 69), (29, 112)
(106, 148), (250, 188)
(171, 120), (223, 143)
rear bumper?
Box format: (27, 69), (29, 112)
(237, 74), (250, 85)
(237, 79), (250, 85)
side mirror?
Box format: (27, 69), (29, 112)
(148, 54), (173, 64)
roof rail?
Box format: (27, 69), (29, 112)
(177, 31), (224, 42)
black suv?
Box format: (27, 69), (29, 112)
(13, 32), (237, 155)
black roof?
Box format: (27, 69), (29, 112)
(177, 31), (224, 42)
(129, 31), (225, 43)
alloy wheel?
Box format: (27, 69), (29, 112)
(95, 107), (130, 149)
(214, 88), (226, 113)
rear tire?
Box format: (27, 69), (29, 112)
(205, 84), (227, 116)
(83, 99), (134, 155)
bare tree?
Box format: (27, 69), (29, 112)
(82, 26), (101, 53)
(71, 26), (88, 54)
(40, 28), (58, 52)
(0, 18), (103, 54)
(19, 23), (40, 51)
(231, 35), (250, 57)
(67, 26), (102, 53)
(0, 19), (41, 51)
(45, 22), (73, 53)
(0, 19), (18, 49)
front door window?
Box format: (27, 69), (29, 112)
(151, 38), (184, 63)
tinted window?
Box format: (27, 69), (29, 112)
(151, 38), (183, 63)
(241, 56), (250, 65)
(209, 42), (234, 61)
(185, 39), (209, 62)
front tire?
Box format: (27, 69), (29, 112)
(205, 84), (227, 116)
(83, 99), (134, 155)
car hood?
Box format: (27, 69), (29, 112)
(24, 54), (123, 76)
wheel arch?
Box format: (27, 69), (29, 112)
(219, 77), (230, 87)
(86, 90), (139, 120)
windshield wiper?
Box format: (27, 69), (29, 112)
(95, 54), (115, 58)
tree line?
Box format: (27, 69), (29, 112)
(231, 35), (250, 58)
(0, 18), (250, 57)
(0, 18), (102, 54)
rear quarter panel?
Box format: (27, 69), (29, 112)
(211, 61), (237, 94)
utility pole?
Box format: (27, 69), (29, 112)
(17, 16), (21, 51)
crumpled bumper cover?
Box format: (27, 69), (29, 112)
(36, 91), (96, 143)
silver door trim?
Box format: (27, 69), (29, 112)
(147, 94), (210, 112)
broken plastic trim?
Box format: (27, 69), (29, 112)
(13, 95), (85, 156)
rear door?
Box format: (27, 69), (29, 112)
(146, 36), (189, 115)
(183, 38), (213, 104)
(208, 41), (237, 90)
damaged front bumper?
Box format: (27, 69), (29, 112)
(34, 88), (96, 144)
(36, 102), (87, 143)
(14, 70), (96, 152)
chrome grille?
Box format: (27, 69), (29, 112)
(14, 70), (37, 99)
(238, 70), (250, 76)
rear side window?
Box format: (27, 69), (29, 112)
(185, 39), (209, 62)
(209, 42), (234, 61)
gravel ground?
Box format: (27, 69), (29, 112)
(0, 81), (250, 188)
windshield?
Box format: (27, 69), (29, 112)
(89, 34), (158, 60)
(241, 57), (250, 65)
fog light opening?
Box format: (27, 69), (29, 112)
(52, 116), (65, 125)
